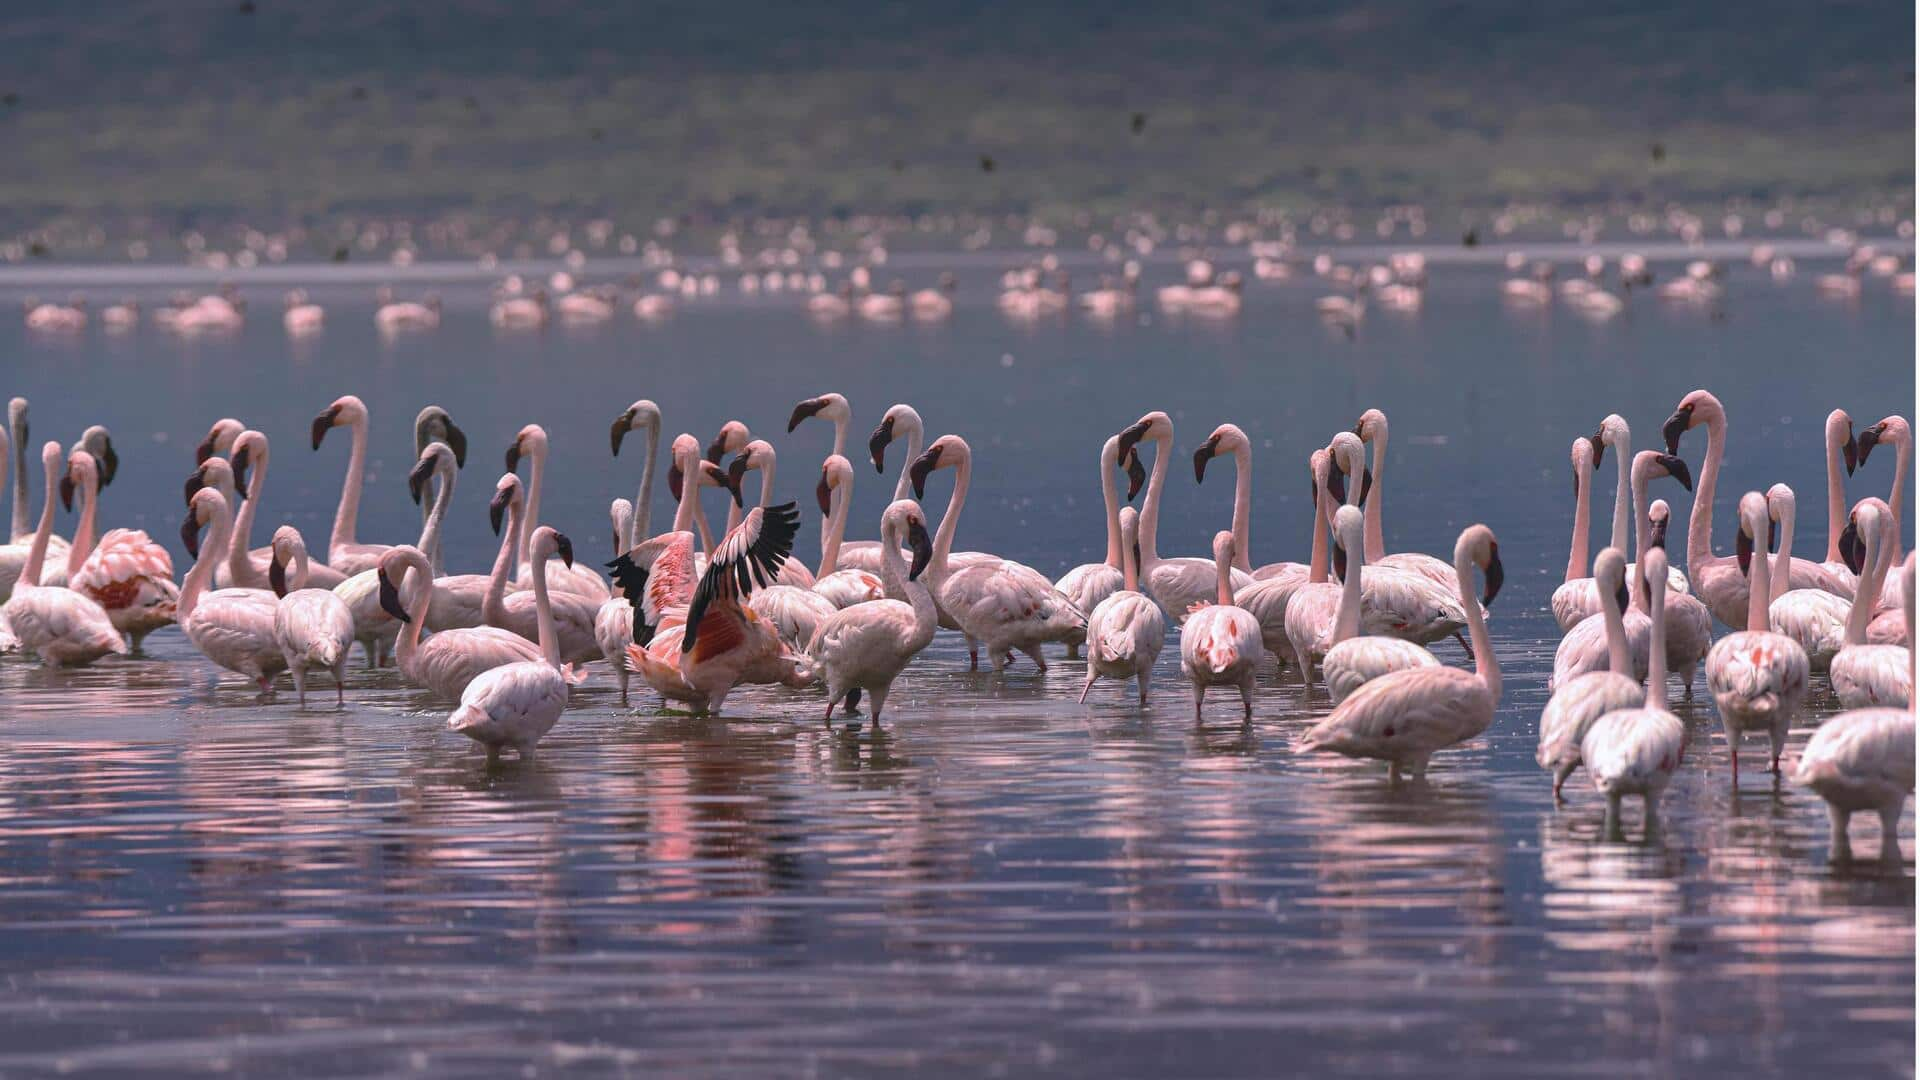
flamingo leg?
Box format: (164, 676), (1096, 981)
(868, 685), (889, 726)
(1878, 804), (1905, 867)
(1022, 645), (1048, 673)
(1603, 795), (1624, 842)
(1078, 675), (1095, 704)
(334, 666), (345, 706)
(1827, 804), (1853, 864)
(1192, 683), (1205, 723)
(1552, 762), (1575, 804)
(1136, 671), (1149, 705)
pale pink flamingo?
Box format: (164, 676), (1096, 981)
(412, 405), (468, 574)
(1857, 414), (1911, 607)
(1663, 389), (1849, 629)
(1194, 422), (1305, 580)
(269, 526), (355, 705)
(1579, 545), (1687, 839)
(1114, 411), (1253, 621)
(1767, 483), (1856, 671)
(332, 442), (465, 667)
(910, 435), (1085, 670)
(1080, 507), (1166, 705)
(1326, 428), (1474, 648)
(377, 544), (550, 702)
(1818, 409), (1862, 590)
(1549, 432), (1606, 632)
(446, 526), (582, 763)
(60, 437), (175, 650)
(1053, 434), (1130, 658)
(224, 429), (348, 590)
(910, 275), (956, 320)
(1233, 448), (1334, 673)
(312, 396), (395, 576)
(195, 416), (245, 465)
(178, 488), (285, 692)
(505, 423), (609, 598)
(1320, 505), (1452, 704)
(609, 399), (663, 552)
(489, 288), (548, 328)
(1704, 491), (1811, 785)
(810, 455), (886, 609)
(1, 445), (125, 665)
(283, 290), (325, 336)
(802, 500), (941, 724)
(1538, 547), (1645, 801)
(3, 399), (73, 588)
(1352, 409), (1460, 586)
(1179, 531), (1262, 721)
(1627, 456), (1711, 699)
(1793, 706), (1914, 866)
(1297, 524), (1504, 782)
(1828, 508), (1912, 709)
(726, 441), (817, 589)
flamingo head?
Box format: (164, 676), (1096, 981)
(414, 406), (467, 468)
(1662, 389), (1720, 455)
(609, 399), (660, 457)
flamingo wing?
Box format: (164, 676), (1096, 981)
(684, 503), (800, 653)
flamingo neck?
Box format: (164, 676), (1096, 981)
(66, 472), (99, 579)
(1456, 544), (1500, 702)
(929, 445), (971, 578)
(1644, 566), (1668, 708)
(1688, 411), (1725, 578)
(830, 413), (848, 459)
(529, 544), (560, 669)
(289, 540), (312, 591)
(1214, 546), (1234, 606)
(20, 454), (56, 584)
(484, 498), (523, 626)
(819, 478), (849, 576)
(1331, 535), (1363, 644)
(632, 423), (659, 549)
(1745, 524), (1772, 631)
(1608, 435), (1631, 554)
(1845, 516), (1888, 645)
(890, 415), (924, 502)
(1363, 424), (1387, 562)
(232, 449), (267, 584)
(331, 416), (368, 557)
(515, 440), (546, 569)
(1602, 574), (1632, 677)
(1098, 439), (1122, 570)
(9, 410), (28, 542)
(1825, 424), (1848, 562)
(1307, 481), (1330, 583)
(418, 461), (455, 568)
(1770, 499), (1795, 602)
(179, 504), (232, 622)
(1228, 441), (1253, 572)
(1889, 431), (1911, 563)
(1566, 458), (1593, 584)
(1122, 527), (1139, 593)
(399, 553), (433, 663)
(1136, 430), (1172, 569)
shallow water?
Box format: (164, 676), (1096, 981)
(1, 249), (1914, 1076)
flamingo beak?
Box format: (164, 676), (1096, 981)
(554, 532), (574, 569)
(1656, 453), (1693, 492)
(610, 410), (633, 456)
(1482, 544), (1504, 607)
(1613, 577), (1630, 616)
(504, 437), (523, 473)
(195, 432), (218, 465)
(310, 410), (336, 451)
(96, 436), (118, 487)
(1115, 418), (1151, 459)
(1587, 431), (1605, 470)
(816, 469), (833, 515)
(1843, 426), (1858, 475)
(1858, 425), (1883, 466)
(181, 513), (202, 559)
(377, 567), (411, 623)
(1650, 514), (1669, 550)
(231, 445), (252, 496)
(268, 554), (288, 598)
(1192, 434), (1221, 483)
(408, 455), (435, 505)
(1124, 448), (1146, 502)
(1332, 539), (1348, 583)
(1736, 524), (1754, 577)
(907, 519), (933, 581)
(59, 472), (75, 512)
(1839, 518), (1866, 575)
(868, 417), (895, 474)
(788, 397), (826, 433)
(909, 446), (941, 499)
(1661, 406), (1692, 455)
(488, 488), (510, 536)
(711, 462), (743, 507)
(667, 461), (684, 502)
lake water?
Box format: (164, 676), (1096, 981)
(0, 246), (1913, 1076)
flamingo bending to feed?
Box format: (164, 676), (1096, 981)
(1081, 507), (1167, 705)
(1793, 708), (1915, 867)
(1704, 491), (1810, 785)
(311, 396), (396, 576)
(619, 503), (811, 714)
(57, 436), (176, 650)
(1114, 411), (1253, 620)
(910, 435), (1086, 671)
(447, 526), (583, 764)
(802, 500), (940, 724)
(1319, 504), (1453, 704)
(506, 424), (610, 598)
(1179, 531), (1263, 721)
(1054, 434), (1136, 657)
(1663, 389), (1850, 629)
(1767, 483), (1858, 671)
(2, 445), (125, 665)
(1298, 524), (1504, 782)
(1580, 545), (1688, 840)
(178, 488), (284, 692)
(1538, 547), (1646, 802)
(269, 526), (355, 706)
(1828, 504), (1913, 709)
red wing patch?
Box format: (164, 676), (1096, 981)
(689, 607), (747, 663)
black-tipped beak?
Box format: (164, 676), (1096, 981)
(1657, 453), (1693, 492)
(788, 397), (825, 433)
(1661, 408), (1690, 455)
(183, 468), (206, 506)
(554, 532), (574, 569)
(1839, 518), (1865, 575)
(231, 446), (252, 496)
(1192, 434), (1220, 484)
(1650, 514), (1669, 550)
(610, 411), (633, 456)
(704, 433), (728, 465)
(1587, 431), (1605, 471)
(310, 408), (337, 451)
(909, 446), (940, 499)
(1735, 525), (1754, 577)
(1358, 467), (1373, 508)
(269, 554), (288, 598)
(1613, 577), (1630, 616)
(712, 462), (744, 507)
(1857, 425), (1882, 466)
(1482, 545), (1504, 607)
(59, 473), (75, 512)
(443, 420), (467, 468)
(667, 461), (684, 503)
(1332, 539), (1348, 583)
(195, 434), (217, 465)
(816, 470), (833, 514)
(907, 518), (933, 580)
(727, 454), (750, 495)
(97, 437), (118, 488)
(868, 417), (895, 474)
(181, 514), (201, 559)
(1115, 418), (1151, 459)
(377, 567), (411, 623)
(1768, 517), (1779, 554)
(408, 455), (435, 505)
(504, 437), (523, 473)
(488, 489), (509, 536)
(1124, 448), (1146, 502)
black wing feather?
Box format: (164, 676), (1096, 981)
(606, 552), (657, 646)
(682, 502), (801, 652)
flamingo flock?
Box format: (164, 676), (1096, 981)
(0, 387), (1910, 868)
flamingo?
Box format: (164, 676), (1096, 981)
(838, 403), (934, 575)
(1297, 524), (1504, 782)
(311, 396), (395, 576)
(726, 441), (817, 588)
(910, 435), (1085, 671)
(482, 488), (603, 665)
(1080, 507), (1166, 705)
(1828, 506), (1913, 709)
(1194, 422), (1305, 580)
(412, 405), (468, 574)
(1868, 548), (1912, 648)
(446, 526), (582, 764)
(1663, 389), (1850, 629)
(1818, 409), (1862, 590)
(1320, 505), (1453, 704)
(505, 423), (610, 598)
(801, 500), (940, 724)
(1053, 434), (1131, 658)
(376, 544), (551, 702)
(1793, 708), (1915, 867)
(1549, 431), (1607, 631)
(1538, 547), (1646, 801)
(1704, 491), (1811, 785)
(1113, 411), (1254, 621)
(2, 445), (125, 665)
(1767, 484), (1857, 671)
(3, 399), (74, 588)
(195, 416), (245, 465)
(1234, 447), (1335, 673)
(489, 289), (549, 328)
(608, 399), (663, 552)
(280, 290), (324, 336)
(177, 488), (285, 692)
(331, 441), (462, 666)
(221, 429), (348, 590)
(909, 275), (956, 320)
(1592, 413), (1692, 597)
(618, 503), (811, 714)
(808, 455), (885, 609)
(268, 526), (355, 706)
(1580, 545), (1688, 840)
(24, 296), (86, 332)
(59, 438), (176, 651)
(554, 289), (616, 323)
(1351, 409), (1464, 588)
(1857, 414), (1911, 603)
(1178, 531), (1262, 721)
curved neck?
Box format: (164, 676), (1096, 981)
(1455, 545), (1500, 702)
(1098, 440), (1122, 569)
(819, 477), (850, 575)
(1137, 431), (1172, 566)
(529, 544), (560, 669)
(1889, 433), (1911, 563)
(418, 462), (455, 567)
(331, 416), (368, 556)
(1629, 468), (1656, 610)
(1688, 412), (1726, 577)
(1566, 459), (1593, 583)
(179, 505), (233, 622)
(632, 424), (659, 549)
(399, 554), (433, 662)
(1229, 441), (1253, 571)
(929, 448), (972, 577)
(1845, 518), (1889, 644)
(67, 472), (99, 578)
(1602, 575), (1631, 677)
(1214, 546), (1234, 606)
(1363, 426), (1387, 562)
(289, 541), (312, 590)
(1608, 438), (1631, 554)
(1745, 523), (1772, 631)
(232, 449), (267, 582)
(484, 498), (523, 624)
(890, 418), (924, 502)
(20, 455), (56, 583)
(1331, 533), (1363, 643)
(1825, 425), (1848, 562)
(830, 414), (848, 459)
(1770, 501), (1796, 601)
(1644, 569), (1668, 707)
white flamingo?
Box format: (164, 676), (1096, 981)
(836, 403), (935, 575)
(1297, 524), (1504, 782)
(377, 545), (553, 702)
(177, 488), (285, 692)
(1595, 414), (1692, 597)
(1538, 547), (1646, 801)
(1631, 461), (1711, 699)
(1113, 411), (1253, 621)
(1194, 422), (1306, 580)
(311, 396), (399, 576)
(1550, 432), (1606, 632)
(222, 429), (348, 590)
(1320, 505), (1452, 704)
(1352, 408), (1463, 587)
(3, 399), (72, 589)
(332, 441), (463, 666)
(1663, 389), (1850, 629)
(910, 435), (1085, 671)
(1580, 546), (1688, 840)
(58, 437), (176, 650)
(269, 526), (355, 706)
(2, 445), (125, 665)
(1234, 447), (1334, 673)
(1179, 531), (1262, 721)
(1053, 434), (1131, 658)
(504, 423), (610, 599)
(608, 399), (663, 553)
(1818, 409), (1862, 590)
(447, 526), (581, 764)
(1705, 491), (1811, 785)
(802, 500), (940, 724)
(810, 455), (886, 610)
(1829, 506), (1913, 709)
(482, 505), (601, 666)
(1080, 507), (1167, 705)
(1793, 708), (1915, 867)
(412, 405), (468, 574)
(1767, 483), (1857, 671)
